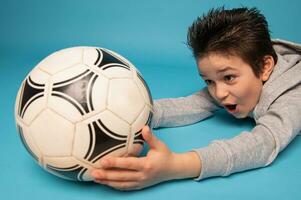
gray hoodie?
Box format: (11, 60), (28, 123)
(151, 39), (301, 180)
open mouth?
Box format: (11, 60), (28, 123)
(225, 104), (237, 113)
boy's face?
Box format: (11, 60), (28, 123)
(198, 53), (268, 118)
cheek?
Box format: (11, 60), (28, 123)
(237, 82), (262, 105)
(207, 87), (218, 101)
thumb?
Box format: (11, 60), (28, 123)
(142, 126), (164, 150)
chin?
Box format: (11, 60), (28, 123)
(233, 112), (249, 119)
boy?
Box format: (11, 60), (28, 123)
(91, 7), (301, 190)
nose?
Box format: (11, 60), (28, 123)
(214, 83), (229, 101)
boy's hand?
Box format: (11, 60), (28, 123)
(91, 126), (201, 191)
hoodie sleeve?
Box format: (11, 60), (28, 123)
(151, 87), (221, 129)
(193, 85), (301, 180)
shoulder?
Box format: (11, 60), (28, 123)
(263, 83), (301, 120)
(253, 83), (301, 121)
(272, 83), (301, 105)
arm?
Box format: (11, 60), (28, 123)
(152, 87), (221, 128)
(91, 87), (301, 190)
(193, 87), (301, 180)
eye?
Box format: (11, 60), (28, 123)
(224, 75), (236, 83)
(204, 79), (213, 85)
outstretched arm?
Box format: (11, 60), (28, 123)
(193, 87), (301, 180)
(152, 88), (221, 128)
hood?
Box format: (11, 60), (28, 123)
(253, 39), (301, 120)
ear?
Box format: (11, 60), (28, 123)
(260, 55), (275, 82)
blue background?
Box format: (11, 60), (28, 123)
(1, 0), (301, 199)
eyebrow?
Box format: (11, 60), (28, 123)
(199, 66), (236, 77)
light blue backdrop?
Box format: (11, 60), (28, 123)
(1, 0), (300, 200)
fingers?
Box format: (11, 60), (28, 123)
(142, 125), (164, 150)
(94, 179), (140, 191)
(100, 156), (145, 171)
(91, 166), (143, 190)
(142, 126), (152, 141)
(92, 168), (142, 182)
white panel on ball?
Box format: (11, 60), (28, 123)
(134, 71), (152, 106)
(16, 121), (42, 163)
(83, 47), (101, 67)
(36, 47), (83, 75)
(90, 74), (109, 112)
(22, 94), (47, 126)
(29, 109), (74, 157)
(50, 63), (89, 85)
(93, 110), (130, 138)
(101, 64), (133, 79)
(108, 79), (145, 124)
(73, 122), (91, 160)
(28, 67), (51, 84)
(47, 95), (83, 123)
(131, 105), (152, 135)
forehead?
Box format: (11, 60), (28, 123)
(197, 53), (249, 76)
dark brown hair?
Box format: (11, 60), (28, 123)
(187, 7), (277, 77)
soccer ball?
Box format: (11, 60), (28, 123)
(15, 47), (153, 181)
